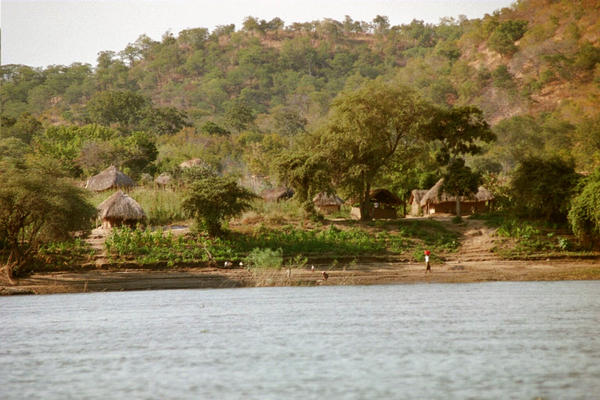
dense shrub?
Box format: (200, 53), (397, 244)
(510, 156), (580, 222)
(568, 169), (600, 245)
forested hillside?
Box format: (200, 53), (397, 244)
(2, 0), (599, 176)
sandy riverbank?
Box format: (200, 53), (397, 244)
(2, 259), (599, 295)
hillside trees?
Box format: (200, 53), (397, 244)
(319, 80), (428, 220)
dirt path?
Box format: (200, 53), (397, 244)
(444, 218), (500, 262)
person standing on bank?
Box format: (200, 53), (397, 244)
(424, 250), (431, 273)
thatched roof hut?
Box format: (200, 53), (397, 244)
(350, 188), (402, 220)
(97, 190), (146, 229)
(420, 179), (494, 215)
(313, 192), (344, 214)
(369, 189), (403, 206)
(154, 172), (173, 187)
(85, 165), (134, 192)
(261, 187), (294, 202)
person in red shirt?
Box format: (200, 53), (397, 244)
(424, 250), (431, 273)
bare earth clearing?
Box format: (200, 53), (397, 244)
(2, 218), (599, 295)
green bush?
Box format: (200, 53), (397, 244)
(488, 20), (528, 56)
(245, 247), (283, 269)
(568, 169), (600, 244)
(510, 156), (580, 222)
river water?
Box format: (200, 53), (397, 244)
(1, 281), (599, 399)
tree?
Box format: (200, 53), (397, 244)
(182, 171), (257, 237)
(511, 156), (580, 222)
(86, 90), (148, 129)
(488, 20), (527, 56)
(424, 105), (495, 218)
(0, 112), (43, 144)
(0, 158), (97, 278)
(276, 143), (330, 213)
(568, 168), (600, 246)
(320, 80), (428, 220)
(139, 106), (190, 135)
(200, 121), (231, 136)
(425, 106), (495, 165)
(272, 106), (307, 136)
(224, 100), (255, 133)
(442, 158), (480, 217)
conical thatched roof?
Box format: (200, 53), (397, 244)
(97, 190), (146, 220)
(313, 192), (344, 206)
(370, 189), (402, 205)
(420, 179), (494, 206)
(154, 172), (172, 186)
(179, 158), (208, 169)
(85, 165), (134, 192)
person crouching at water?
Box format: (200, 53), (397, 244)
(424, 250), (431, 273)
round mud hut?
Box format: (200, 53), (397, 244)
(313, 192), (344, 214)
(85, 165), (135, 192)
(97, 190), (146, 229)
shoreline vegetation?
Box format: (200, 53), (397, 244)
(2, 214), (599, 296)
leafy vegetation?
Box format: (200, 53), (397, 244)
(568, 168), (600, 245)
(0, 158), (97, 277)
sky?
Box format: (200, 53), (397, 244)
(1, 0), (515, 68)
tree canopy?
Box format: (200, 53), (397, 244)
(319, 80), (428, 219)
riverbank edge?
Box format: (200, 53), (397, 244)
(2, 258), (599, 296)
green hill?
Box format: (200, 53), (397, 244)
(1, 0), (599, 172)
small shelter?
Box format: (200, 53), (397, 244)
(420, 179), (494, 215)
(408, 189), (428, 216)
(97, 190), (146, 229)
(261, 187), (294, 202)
(350, 189), (403, 220)
(85, 165), (134, 192)
(313, 192), (344, 214)
(154, 172), (173, 187)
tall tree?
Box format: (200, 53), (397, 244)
(425, 105), (495, 218)
(319, 80), (428, 220)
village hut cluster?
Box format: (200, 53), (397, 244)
(84, 158), (495, 230)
